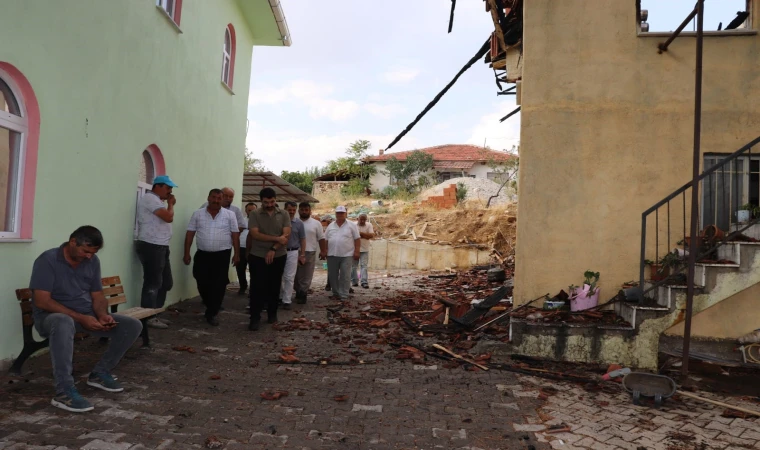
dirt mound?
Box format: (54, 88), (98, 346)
(370, 205), (517, 260)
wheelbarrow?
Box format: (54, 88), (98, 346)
(622, 372), (677, 407)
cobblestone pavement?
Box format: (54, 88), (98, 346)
(505, 375), (760, 450)
(0, 271), (547, 450)
(1, 270), (757, 450)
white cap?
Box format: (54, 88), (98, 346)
(335, 205), (347, 213)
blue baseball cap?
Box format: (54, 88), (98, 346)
(153, 175), (178, 187)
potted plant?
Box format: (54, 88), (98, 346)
(645, 259), (667, 281)
(569, 271), (600, 312)
(737, 203), (754, 223)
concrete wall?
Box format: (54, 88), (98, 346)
(0, 0), (280, 362)
(665, 283), (760, 339)
(514, 0), (760, 305)
(367, 240), (492, 270)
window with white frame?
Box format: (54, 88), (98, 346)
(156, 0), (181, 26)
(0, 75), (26, 238)
(222, 25), (236, 88)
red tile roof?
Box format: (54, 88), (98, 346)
(365, 144), (515, 163)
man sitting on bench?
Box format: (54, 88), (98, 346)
(30, 226), (143, 413)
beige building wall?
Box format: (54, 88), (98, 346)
(514, 0), (760, 304)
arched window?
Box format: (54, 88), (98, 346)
(135, 145), (166, 239)
(0, 63), (39, 240)
(222, 25), (237, 89)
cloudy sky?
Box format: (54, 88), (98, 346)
(245, 0), (745, 175)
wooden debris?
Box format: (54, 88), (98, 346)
(432, 344), (489, 371)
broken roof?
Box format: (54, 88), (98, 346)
(365, 144), (515, 163)
(242, 172), (318, 203)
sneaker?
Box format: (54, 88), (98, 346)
(352, 283), (359, 287)
(146, 317), (168, 329)
(249, 317), (260, 331)
(87, 372), (124, 393)
(51, 387), (94, 413)
(157, 317), (170, 325)
(282, 303), (292, 310)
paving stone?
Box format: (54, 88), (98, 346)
(77, 432), (127, 442)
(351, 404), (383, 413)
(80, 440), (133, 450)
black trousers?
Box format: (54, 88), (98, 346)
(135, 241), (173, 309)
(192, 249), (231, 319)
(249, 254), (286, 318)
(235, 248), (248, 290)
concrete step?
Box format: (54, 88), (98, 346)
(614, 301), (671, 329)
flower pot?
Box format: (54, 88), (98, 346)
(649, 264), (669, 281)
(570, 284), (600, 312)
(737, 210), (751, 223)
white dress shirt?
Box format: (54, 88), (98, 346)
(326, 220), (360, 257)
(299, 217), (325, 252)
(187, 208), (239, 252)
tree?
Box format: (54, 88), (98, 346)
(321, 140), (377, 197)
(244, 150), (267, 173)
(383, 150), (435, 192)
(281, 167), (323, 193)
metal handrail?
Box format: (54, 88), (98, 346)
(639, 135), (760, 299)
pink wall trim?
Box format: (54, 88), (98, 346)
(0, 62), (40, 239)
(174, 0), (183, 26)
(227, 24), (237, 89)
(145, 144), (166, 178)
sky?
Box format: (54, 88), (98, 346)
(245, 0), (746, 175)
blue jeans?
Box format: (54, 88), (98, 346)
(351, 252), (369, 286)
(35, 312), (143, 394)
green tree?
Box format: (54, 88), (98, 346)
(383, 150), (435, 192)
(281, 166), (323, 193)
(244, 150), (267, 173)
(321, 140), (376, 197)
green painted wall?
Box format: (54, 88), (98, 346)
(0, 0), (280, 364)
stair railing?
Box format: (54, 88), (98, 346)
(639, 135), (760, 302)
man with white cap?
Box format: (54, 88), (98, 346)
(135, 175), (178, 330)
(325, 206), (360, 301)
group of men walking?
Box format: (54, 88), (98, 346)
(26, 174), (374, 412)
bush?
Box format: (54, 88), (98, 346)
(456, 182), (468, 203)
(340, 178), (370, 197)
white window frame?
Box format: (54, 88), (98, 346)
(0, 70), (28, 239)
(222, 28), (232, 87)
(135, 181), (152, 240)
(156, 0), (176, 20)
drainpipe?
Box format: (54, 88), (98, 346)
(268, 0), (292, 47)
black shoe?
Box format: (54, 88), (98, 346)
(267, 313), (278, 324)
(352, 283), (359, 287)
(296, 296), (307, 305)
(349, 288), (355, 294)
(361, 284), (369, 289)
(238, 288), (247, 296)
(282, 303), (292, 310)
(249, 317), (260, 331)
(219, 306), (225, 311)
(206, 315), (219, 326)
(325, 284), (331, 291)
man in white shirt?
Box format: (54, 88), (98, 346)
(183, 189), (240, 326)
(235, 202), (257, 296)
(351, 213), (375, 289)
(325, 206), (360, 301)
(201, 187), (246, 232)
(294, 202), (327, 304)
(135, 175), (177, 330)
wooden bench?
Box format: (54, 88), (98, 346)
(8, 276), (164, 375)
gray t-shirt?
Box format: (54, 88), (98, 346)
(29, 244), (103, 322)
(287, 218), (305, 249)
(137, 191), (172, 245)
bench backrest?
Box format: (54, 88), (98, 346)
(16, 276), (128, 326)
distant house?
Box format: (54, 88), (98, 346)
(365, 144), (515, 190)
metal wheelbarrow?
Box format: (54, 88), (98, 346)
(622, 372), (677, 407)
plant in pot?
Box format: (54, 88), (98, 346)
(737, 203), (755, 223)
(650, 252), (683, 282)
(569, 271), (600, 312)
(645, 259), (667, 281)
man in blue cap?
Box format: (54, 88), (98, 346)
(135, 174), (178, 330)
